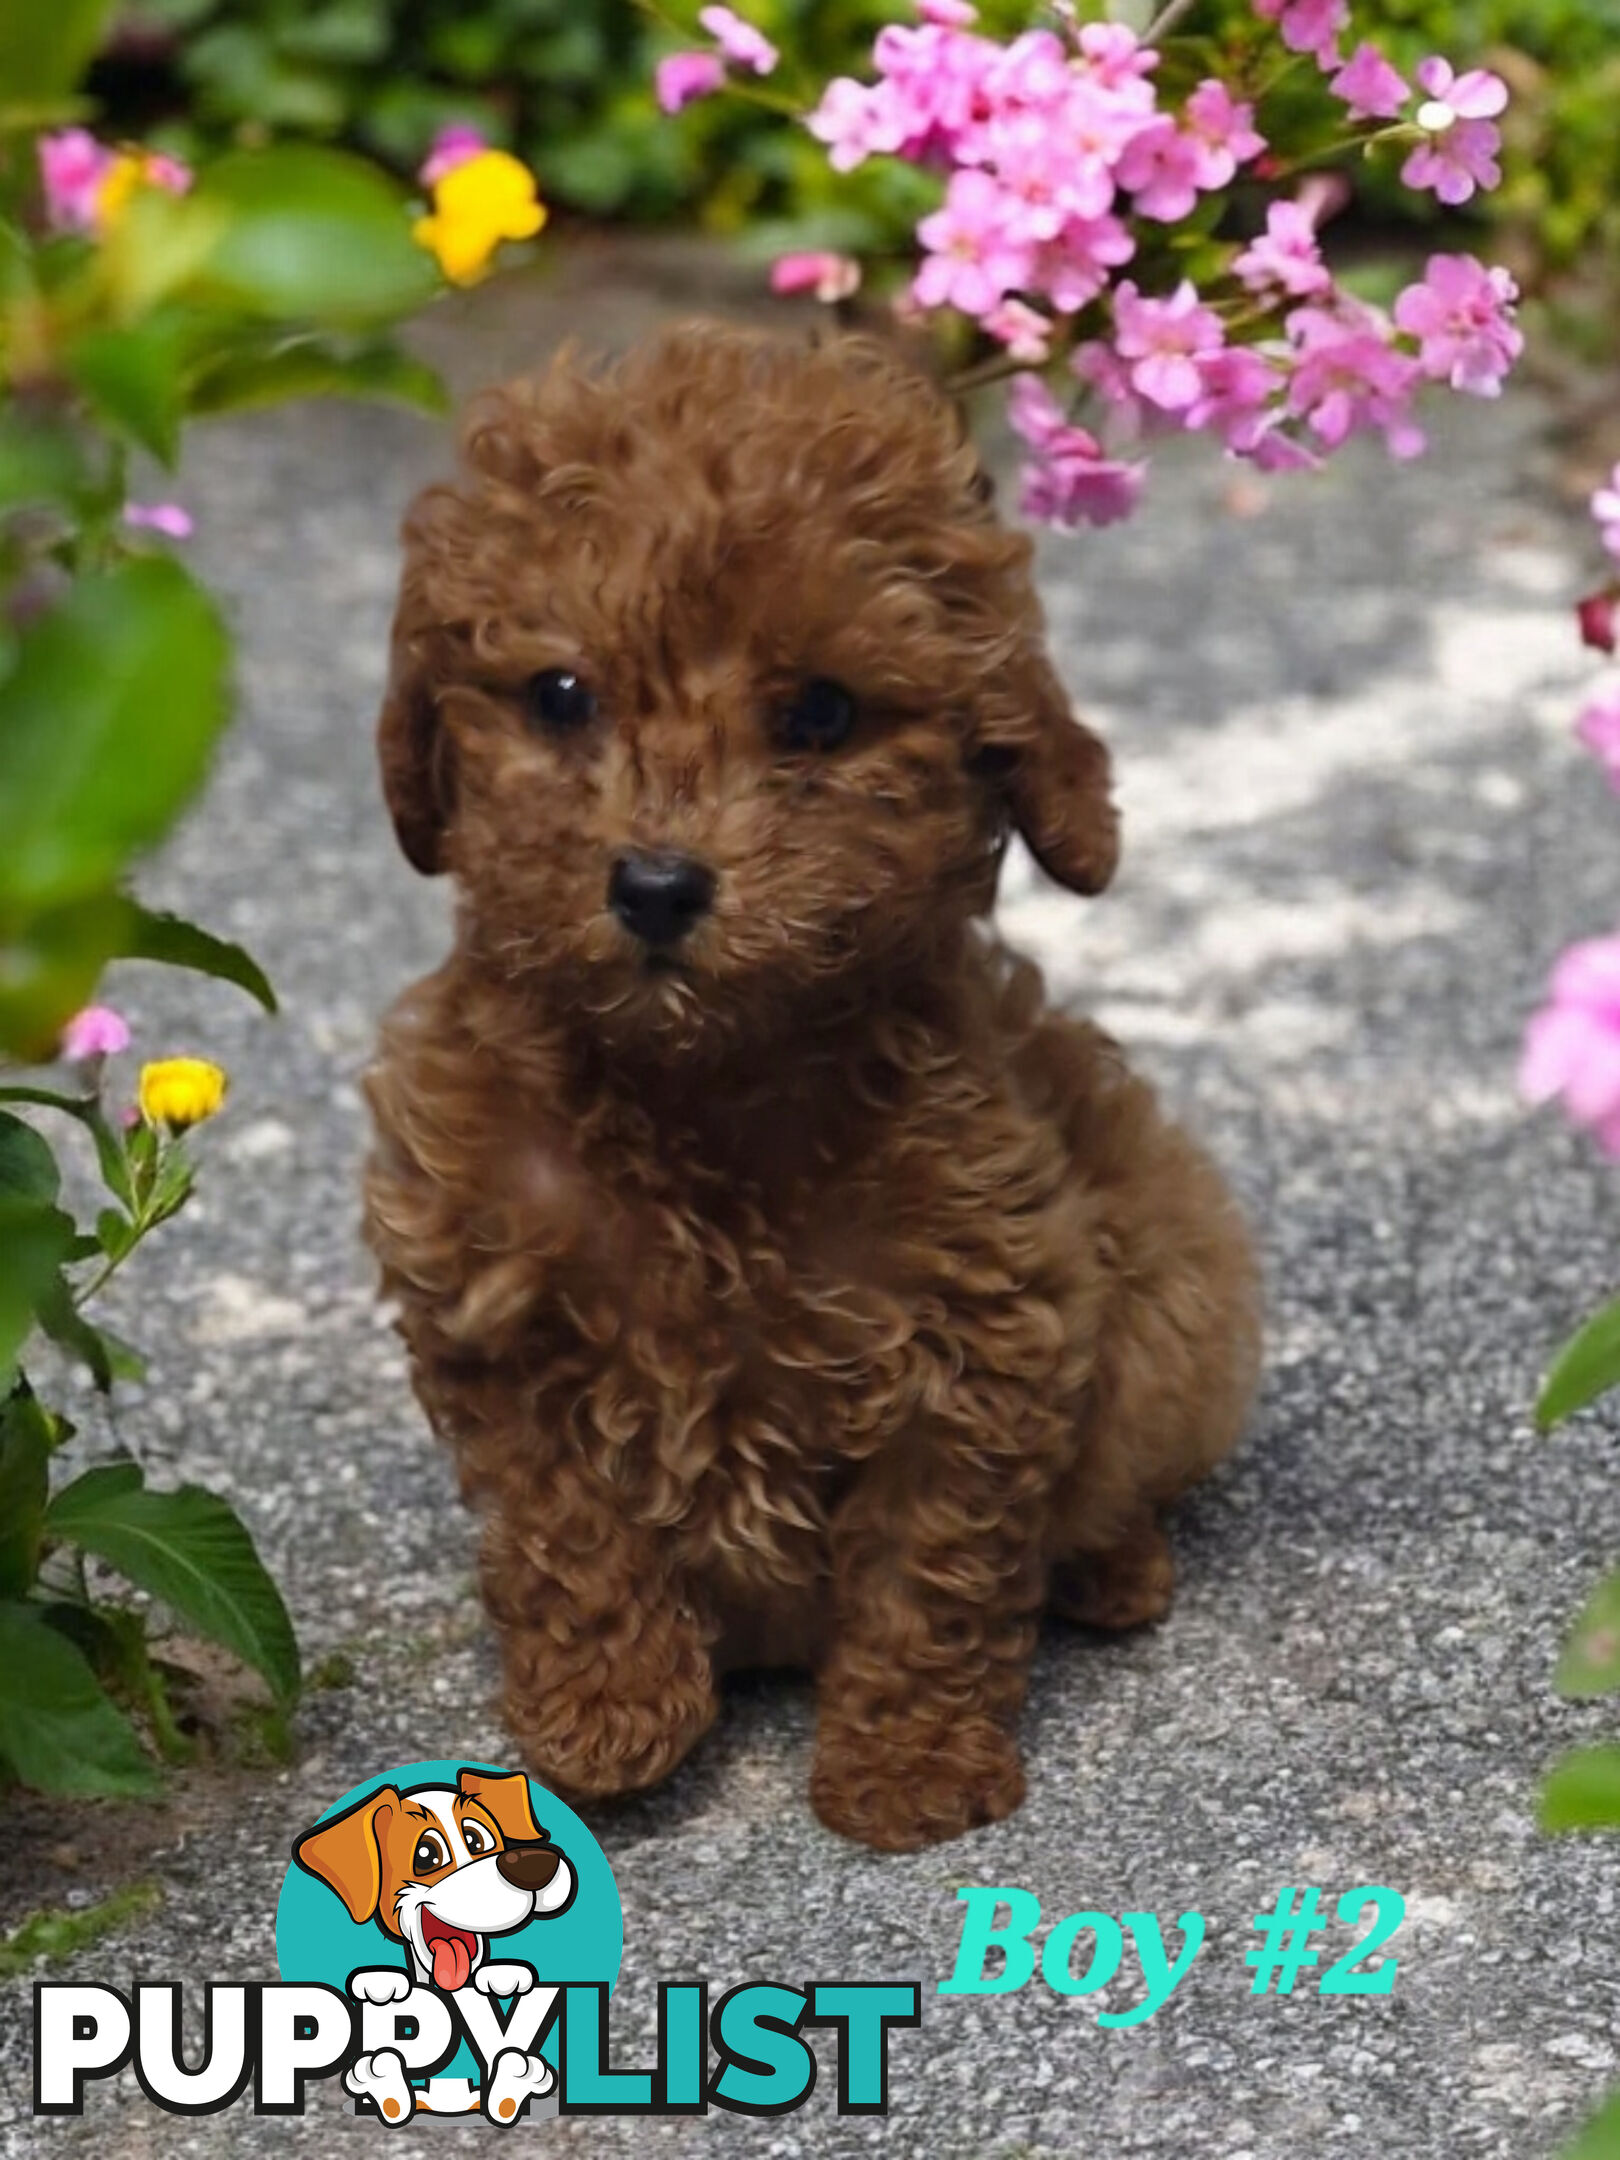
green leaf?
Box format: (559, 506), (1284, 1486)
(0, 1391), (52, 1596)
(0, 1196), (76, 1389)
(195, 146), (440, 327)
(95, 1207), (132, 1260)
(66, 321), (186, 467)
(0, 410), (83, 517)
(0, 1599), (160, 1797)
(1556, 1570), (1620, 1699)
(34, 1276), (112, 1391)
(0, 892), (137, 1064)
(1565, 2089), (1620, 2160)
(0, 0), (119, 104)
(46, 1462), (300, 1705)
(187, 337), (447, 419)
(119, 905), (277, 1013)
(0, 1112), (59, 1206)
(1539, 1745), (1620, 1833)
(100, 189), (230, 323)
(0, 558), (230, 914)
(1538, 1298), (1620, 1429)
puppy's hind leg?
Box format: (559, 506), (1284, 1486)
(1028, 1018), (1261, 1620)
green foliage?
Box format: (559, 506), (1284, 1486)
(1539, 1745), (1620, 1836)
(0, 11), (477, 1802)
(1568, 2093), (1620, 2160)
(0, 1882), (163, 1980)
(1536, 1297), (1620, 1431)
(97, 0), (1620, 299)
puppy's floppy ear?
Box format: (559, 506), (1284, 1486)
(976, 648), (1119, 897)
(378, 611), (451, 877)
(293, 1785), (400, 1925)
(458, 1765), (545, 1844)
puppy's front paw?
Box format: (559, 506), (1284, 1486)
(349, 1967), (413, 2006)
(811, 1712), (1026, 1851)
(473, 1962), (535, 1998)
(484, 2047), (555, 2123)
(500, 1619), (717, 1799)
(344, 2047), (415, 2125)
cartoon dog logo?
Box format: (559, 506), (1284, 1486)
(293, 1765), (575, 2123)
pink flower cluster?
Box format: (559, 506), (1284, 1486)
(781, 0), (1520, 525)
(658, 5), (779, 115)
(1522, 473), (1620, 1158)
(1522, 940), (1620, 1157)
(38, 128), (191, 234)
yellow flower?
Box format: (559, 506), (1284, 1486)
(94, 154), (146, 230)
(138, 1058), (228, 1131)
(412, 150), (547, 287)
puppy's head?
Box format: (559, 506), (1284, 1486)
(380, 322), (1116, 1052)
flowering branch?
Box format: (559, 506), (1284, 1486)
(657, 0), (1526, 533)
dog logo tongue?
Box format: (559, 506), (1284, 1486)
(423, 1914), (475, 1992)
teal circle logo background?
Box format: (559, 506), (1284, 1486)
(275, 1758), (623, 2079)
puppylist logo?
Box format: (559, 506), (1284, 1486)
(32, 1756), (921, 2125)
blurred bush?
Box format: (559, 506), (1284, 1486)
(100, 0), (1620, 309)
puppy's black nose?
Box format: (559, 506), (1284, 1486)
(496, 1843), (562, 1892)
(609, 850), (715, 947)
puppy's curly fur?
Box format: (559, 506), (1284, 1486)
(363, 321), (1260, 1851)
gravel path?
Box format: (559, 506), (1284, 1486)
(4, 238), (1620, 2159)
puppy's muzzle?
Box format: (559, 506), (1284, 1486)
(609, 849), (715, 948)
(496, 1842), (565, 1892)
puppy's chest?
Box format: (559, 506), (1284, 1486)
(567, 1170), (929, 1473)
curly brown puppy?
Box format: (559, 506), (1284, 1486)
(363, 321), (1260, 1852)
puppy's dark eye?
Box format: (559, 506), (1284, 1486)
(776, 677), (858, 754)
(412, 1831), (450, 1875)
(462, 1822), (490, 1855)
(526, 669), (597, 732)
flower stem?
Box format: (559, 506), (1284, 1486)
(1143, 0), (1203, 40)
(948, 352), (1033, 396)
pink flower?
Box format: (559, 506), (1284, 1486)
(1393, 253), (1522, 397)
(1031, 213), (1135, 314)
(913, 168), (1031, 319)
(807, 76), (910, 170)
(1286, 300), (1425, 457)
(1074, 22), (1158, 107)
(1329, 42), (1410, 121)
(1009, 378), (1144, 528)
(988, 114), (1118, 239)
(770, 251), (862, 303)
(1117, 119), (1205, 223)
(919, 0), (978, 22)
(698, 5), (779, 76)
(1182, 81), (1266, 191)
(60, 1006), (131, 1062)
(1592, 464), (1620, 562)
(1577, 688), (1620, 793)
(871, 21), (1002, 160)
(1233, 200), (1332, 300)
(1522, 936), (1620, 1155)
(1071, 337), (1153, 438)
(38, 128), (115, 232)
(420, 126), (489, 187)
(656, 51), (726, 114)
(1579, 592), (1619, 655)
(1187, 346), (1281, 451)
(985, 299), (1054, 363)
(1112, 280), (1226, 413)
(124, 502), (194, 539)
(142, 154), (193, 197)
(1402, 58), (1507, 205)
(1253, 0), (1349, 69)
